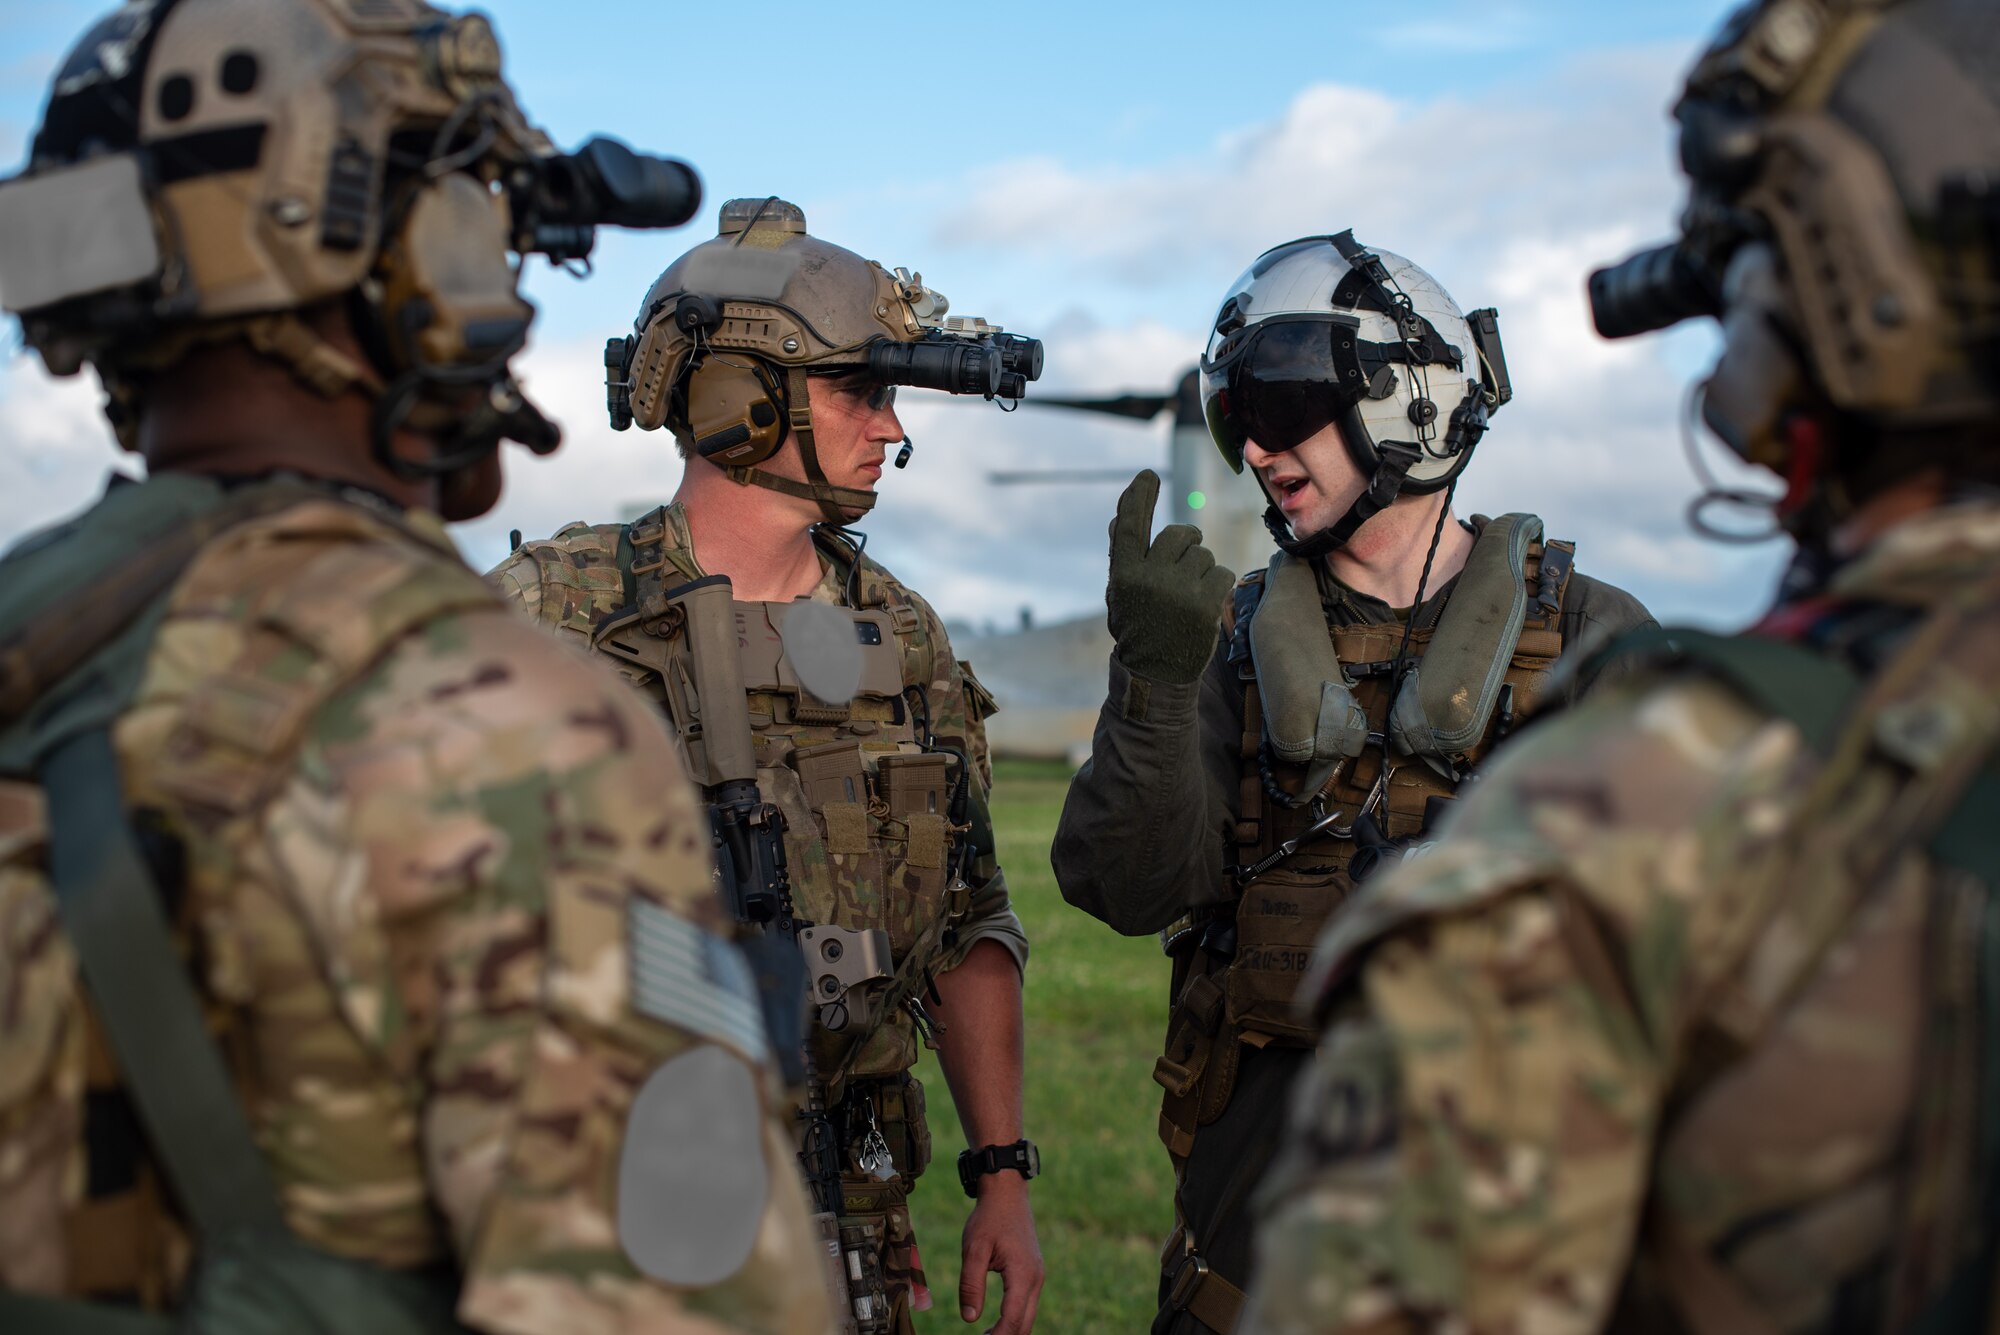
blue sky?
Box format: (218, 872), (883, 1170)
(0, 0), (1792, 632)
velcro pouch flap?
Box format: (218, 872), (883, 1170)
(879, 753), (949, 869)
(1250, 553), (1368, 788)
(792, 741), (873, 855)
(902, 814), (948, 869)
(1391, 512), (1540, 759)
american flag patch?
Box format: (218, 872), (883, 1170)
(629, 899), (769, 1065)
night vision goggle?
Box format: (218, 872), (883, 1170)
(866, 319), (1045, 401)
(607, 303), (1043, 434)
(0, 130), (696, 338)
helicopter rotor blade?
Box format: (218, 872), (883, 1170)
(986, 469), (1145, 485)
(1025, 393), (1175, 421)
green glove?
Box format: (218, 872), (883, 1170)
(1105, 469), (1238, 685)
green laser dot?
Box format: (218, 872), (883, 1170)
(1187, 491), (1206, 510)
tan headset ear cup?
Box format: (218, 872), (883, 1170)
(376, 175), (530, 371)
(683, 356), (787, 466)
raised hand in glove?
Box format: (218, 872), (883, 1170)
(1106, 469), (1238, 685)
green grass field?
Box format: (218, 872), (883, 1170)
(908, 758), (1176, 1333)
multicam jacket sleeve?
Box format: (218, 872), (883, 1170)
(1240, 674), (1812, 1335)
(271, 610), (833, 1335)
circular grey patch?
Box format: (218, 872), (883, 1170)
(616, 1046), (770, 1287)
(782, 599), (864, 705)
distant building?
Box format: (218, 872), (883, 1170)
(958, 612), (1113, 766)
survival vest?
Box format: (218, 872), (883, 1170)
(0, 475), (497, 1334)
(1155, 512), (1574, 1334)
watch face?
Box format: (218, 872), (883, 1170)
(1022, 1142), (1040, 1178)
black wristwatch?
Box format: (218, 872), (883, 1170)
(957, 1139), (1040, 1197)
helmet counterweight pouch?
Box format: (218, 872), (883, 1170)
(1388, 512), (1540, 764)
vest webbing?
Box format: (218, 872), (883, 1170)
(612, 511), (962, 1096)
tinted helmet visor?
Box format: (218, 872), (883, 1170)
(1200, 315), (1363, 472)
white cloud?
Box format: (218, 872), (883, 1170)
(927, 46), (1689, 303)
(0, 354), (132, 554)
(900, 49), (1788, 628)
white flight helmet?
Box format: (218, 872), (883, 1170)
(1200, 231), (1510, 555)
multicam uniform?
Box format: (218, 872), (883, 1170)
(1054, 516), (1651, 1334)
(0, 478), (831, 1335)
(1245, 500), (2000, 1334)
(492, 500), (1027, 1334)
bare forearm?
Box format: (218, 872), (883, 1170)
(930, 938), (1024, 1147)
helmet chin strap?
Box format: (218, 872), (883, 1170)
(1263, 439), (1421, 560)
(369, 365), (559, 483)
(723, 366), (877, 523)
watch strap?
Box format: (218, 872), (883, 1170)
(958, 1139), (1039, 1197)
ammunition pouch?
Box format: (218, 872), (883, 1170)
(1154, 932), (1236, 1164)
(794, 741), (879, 860)
(869, 1074), (933, 1182)
(877, 752), (953, 898)
(1220, 868), (1349, 1046)
(791, 744), (954, 934)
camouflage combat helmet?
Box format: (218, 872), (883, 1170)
(0, 0), (698, 479)
(1590, 0), (2000, 532)
(611, 196), (1042, 523)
